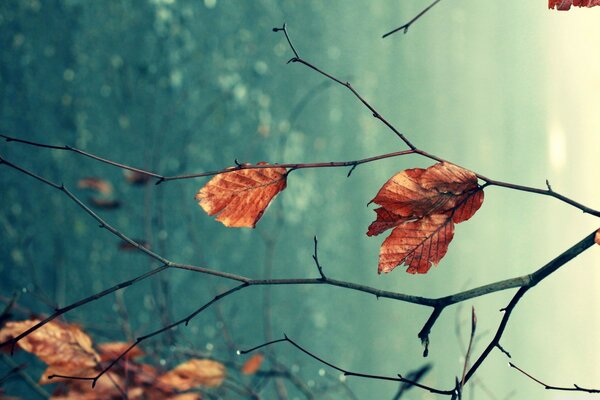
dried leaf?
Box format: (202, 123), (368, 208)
(195, 163), (287, 228)
(77, 178), (113, 196)
(125, 170), (152, 185)
(549, 0), (600, 10)
(98, 342), (144, 362)
(369, 162), (480, 220)
(369, 162), (484, 274)
(0, 320), (100, 384)
(367, 207), (408, 237)
(241, 353), (264, 375)
(595, 228), (600, 246)
(418, 162), (479, 195)
(157, 359), (225, 392)
(89, 198), (121, 209)
(378, 214), (455, 274)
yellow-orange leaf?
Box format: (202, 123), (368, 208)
(157, 359), (225, 392)
(241, 353), (264, 375)
(378, 214), (454, 274)
(77, 177), (113, 195)
(0, 320), (100, 383)
(97, 342), (144, 362)
(195, 163), (287, 228)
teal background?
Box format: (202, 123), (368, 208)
(1, 1), (599, 398)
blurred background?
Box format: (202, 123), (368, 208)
(1, 0), (599, 398)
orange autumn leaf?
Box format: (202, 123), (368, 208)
(369, 162), (484, 274)
(196, 162), (287, 228)
(98, 341), (144, 362)
(595, 228), (600, 246)
(157, 359), (225, 392)
(0, 320), (100, 383)
(241, 353), (264, 375)
(379, 214), (455, 274)
(77, 177), (113, 195)
(549, 0), (600, 10)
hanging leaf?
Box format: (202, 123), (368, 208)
(157, 359), (225, 392)
(196, 162), (287, 228)
(378, 214), (455, 274)
(241, 353), (264, 375)
(549, 0), (600, 10)
(595, 228), (600, 246)
(369, 162), (484, 274)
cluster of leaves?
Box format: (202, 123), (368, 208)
(549, 0), (600, 10)
(0, 320), (232, 399)
(196, 161), (484, 275)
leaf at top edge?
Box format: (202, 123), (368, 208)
(195, 162), (287, 228)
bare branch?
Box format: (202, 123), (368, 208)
(382, 0), (445, 38)
(241, 335), (454, 396)
(509, 362), (600, 394)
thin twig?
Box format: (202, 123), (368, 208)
(242, 335), (454, 395)
(1, 354), (50, 399)
(509, 362), (600, 393)
(382, 0), (445, 38)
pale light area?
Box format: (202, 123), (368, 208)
(547, 121), (567, 170)
(542, 8), (600, 395)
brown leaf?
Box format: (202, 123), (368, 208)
(549, 0), (600, 10)
(367, 207), (408, 237)
(378, 214), (455, 274)
(452, 189), (484, 224)
(89, 198), (121, 209)
(125, 170), (152, 185)
(369, 162), (484, 274)
(0, 320), (100, 384)
(195, 163), (287, 228)
(118, 240), (151, 252)
(77, 178), (113, 196)
(157, 359), (225, 392)
(369, 163), (477, 220)
(241, 353), (264, 375)
(418, 162), (479, 195)
(98, 342), (144, 362)
(595, 228), (600, 246)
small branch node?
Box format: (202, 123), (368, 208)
(311, 236), (326, 279)
(496, 343), (512, 358)
(234, 159), (243, 168)
(346, 163), (358, 177)
(545, 179), (553, 192)
(155, 177), (165, 185)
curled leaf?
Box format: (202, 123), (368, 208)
(157, 359), (225, 392)
(195, 162), (287, 228)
